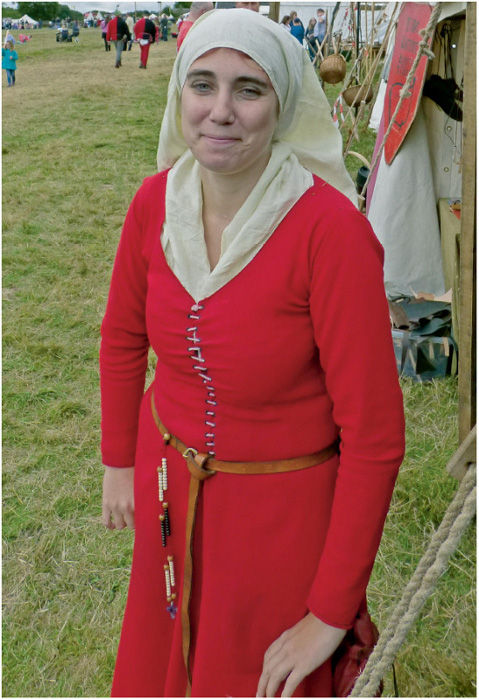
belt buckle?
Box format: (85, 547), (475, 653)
(182, 447), (216, 477)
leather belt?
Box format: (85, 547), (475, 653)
(150, 391), (339, 696)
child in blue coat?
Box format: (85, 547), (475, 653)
(2, 41), (18, 87)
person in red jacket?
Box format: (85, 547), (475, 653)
(176, 1), (213, 51)
(100, 9), (405, 697)
(134, 16), (158, 68)
(106, 14), (131, 68)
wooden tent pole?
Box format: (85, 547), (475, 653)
(340, 5), (398, 133)
(351, 2), (357, 64)
(458, 2), (476, 442)
(364, 1), (368, 77)
(268, 2), (280, 23)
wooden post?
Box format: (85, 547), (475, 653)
(269, 2), (280, 23)
(446, 426), (476, 481)
(458, 3), (476, 443)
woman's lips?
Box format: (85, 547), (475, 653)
(203, 135), (240, 144)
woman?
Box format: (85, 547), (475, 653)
(290, 17), (305, 45)
(2, 40), (17, 87)
(100, 16), (110, 51)
(289, 10), (303, 28)
(305, 18), (317, 61)
(100, 9), (404, 697)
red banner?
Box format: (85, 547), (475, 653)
(384, 3), (433, 164)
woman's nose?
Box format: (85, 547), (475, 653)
(209, 89), (234, 124)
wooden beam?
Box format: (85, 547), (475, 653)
(458, 3), (476, 443)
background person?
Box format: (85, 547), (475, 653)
(100, 8), (404, 697)
(289, 10), (303, 28)
(106, 13), (131, 68)
(235, 1), (260, 9)
(160, 13), (169, 41)
(314, 7), (327, 45)
(176, 2), (214, 51)
(100, 15), (110, 51)
(125, 14), (134, 50)
(134, 15), (158, 69)
(4, 30), (15, 46)
(71, 20), (80, 43)
(290, 16), (305, 44)
(2, 39), (17, 86)
(305, 17), (317, 60)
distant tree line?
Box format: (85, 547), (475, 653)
(5, 2), (191, 22)
(14, 3), (83, 21)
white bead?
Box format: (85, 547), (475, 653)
(162, 457), (168, 491)
(158, 467), (164, 501)
(168, 557), (176, 587)
(164, 566), (171, 599)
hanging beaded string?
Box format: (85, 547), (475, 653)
(160, 514), (167, 547)
(163, 502), (171, 536)
(158, 452), (171, 547)
(162, 457), (168, 490)
(164, 563), (172, 599)
(164, 558), (177, 619)
(158, 456), (168, 504)
(168, 555), (176, 586)
(157, 432), (177, 617)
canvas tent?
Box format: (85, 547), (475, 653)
(366, 2), (467, 299)
(365, 1), (475, 434)
(18, 14), (39, 26)
(278, 3), (393, 44)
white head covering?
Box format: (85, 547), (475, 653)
(157, 9), (357, 302)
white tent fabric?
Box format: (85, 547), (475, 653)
(366, 2), (466, 298)
(19, 14), (38, 25)
(367, 105), (445, 298)
(279, 3), (394, 44)
(369, 79), (387, 132)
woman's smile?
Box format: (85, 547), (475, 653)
(202, 135), (240, 143)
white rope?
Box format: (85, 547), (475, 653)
(350, 463), (476, 696)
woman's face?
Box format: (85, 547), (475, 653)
(181, 48), (279, 178)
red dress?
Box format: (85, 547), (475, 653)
(100, 171), (405, 697)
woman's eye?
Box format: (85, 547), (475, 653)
(192, 82), (211, 93)
(240, 87), (261, 98)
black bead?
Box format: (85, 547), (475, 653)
(164, 507), (171, 536)
(160, 517), (166, 547)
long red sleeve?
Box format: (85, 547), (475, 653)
(306, 204), (405, 627)
(100, 181), (159, 467)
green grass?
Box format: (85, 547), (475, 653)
(3, 27), (475, 698)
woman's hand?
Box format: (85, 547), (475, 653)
(102, 466), (135, 530)
(256, 612), (347, 697)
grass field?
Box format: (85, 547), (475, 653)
(3, 26), (476, 698)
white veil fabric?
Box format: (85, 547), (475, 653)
(157, 9), (357, 302)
